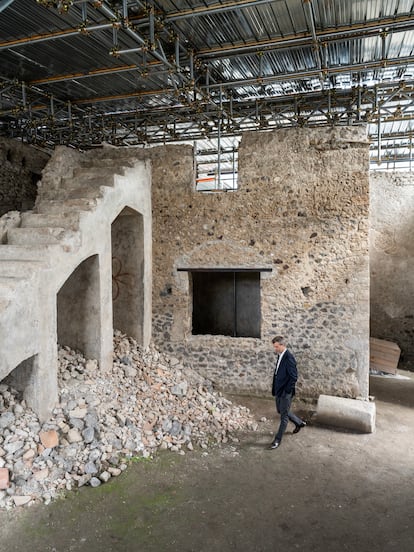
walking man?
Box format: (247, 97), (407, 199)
(269, 336), (306, 449)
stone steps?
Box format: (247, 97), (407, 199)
(0, 274), (28, 285)
(7, 227), (81, 248)
(0, 153), (145, 421)
(0, 260), (46, 278)
(61, 175), (114, 189)
(36, 198), (98, 215)
(39, 177), (115, 201)
(79, 156), (136, 167)
(40, 186), (108, 202)
(1, 160), (129, 280)
(64, 185), (113, 201)
(73, 166), (128, 178)
(21, 212), (81, 230)
(0, 245), (52, 262)
(81, 151), (138, 164)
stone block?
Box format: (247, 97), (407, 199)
(33, 468), (49, 481)
(39, 430), (59, 449)
(67, 428), (83, 443)
(315, 394), (376, 433)
(0, 467), (9, 489)
(12, 496), (32, 506)
(68, 407), (87, 419)
(370, 337), (401, 375)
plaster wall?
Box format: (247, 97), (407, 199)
(151, 127), (370, 400)
(0, 146), (152, 420)
(370, 171), (414, 369)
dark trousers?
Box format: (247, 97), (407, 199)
(274, 392), (304, 442)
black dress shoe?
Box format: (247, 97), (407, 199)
(268, 440), (280, 450)
(293, 422), (306, 434)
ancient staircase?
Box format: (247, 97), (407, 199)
(0, 147), (152, 421)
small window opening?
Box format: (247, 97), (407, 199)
(195, 136), (240, 192)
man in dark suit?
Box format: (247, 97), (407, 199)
(269, 336), (306, 449)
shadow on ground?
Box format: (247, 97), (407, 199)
(1, 374), (413, 552)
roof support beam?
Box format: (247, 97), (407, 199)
(7, 24), (411, 100)
(163, 0), (278, 21)
(0, 23), (114, 50)
(197, 16), (414, 58)
(206, 55), (414, 90)
(4, 77), (412, 132)
(0, 0), (15, 13)
(28, 61), (161, 85)
(1, 16), (411, 61)
(303, 0), (324, 81)
(98, 1), (187, 86)
(3, 59), (413, 124)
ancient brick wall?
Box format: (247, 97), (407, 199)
(0, 138), (49, 216)
(370, 171), (414, 370)
(151, 127), (370, 400)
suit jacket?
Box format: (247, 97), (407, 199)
(271, 349), (298, 397)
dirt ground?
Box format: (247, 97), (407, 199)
(1, 372), (413, 552)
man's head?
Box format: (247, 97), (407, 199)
(272, 336), (287, 354)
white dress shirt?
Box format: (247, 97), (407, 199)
(276, 349), (286, 373)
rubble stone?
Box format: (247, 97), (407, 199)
(39, 430), (59, 449)
(67, 429), (82, 444)
(0, 332), (255, 510)
(12, 496), (32, 507)
(90, 477), (101, 488)
(0, 468), (9, 489)
(0, 412), (15, 429)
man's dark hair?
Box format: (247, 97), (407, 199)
(272, 336), (287, 345)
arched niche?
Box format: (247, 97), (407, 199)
(57, 254), (101, 360)
(111, 206), (145, 344)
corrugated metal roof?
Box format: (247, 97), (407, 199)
(0, 0), (413, 164)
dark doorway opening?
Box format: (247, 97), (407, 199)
(191, 270), (262, 338)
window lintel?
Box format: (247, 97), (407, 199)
(177, 267), (272, 273)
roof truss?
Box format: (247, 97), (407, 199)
(0, 0), (413, 166)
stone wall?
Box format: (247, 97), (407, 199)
(151, 127), (370, 400)
(0, 138), (50, 216)
(370, 171), (414, 370)
(0, 132), (371, 404)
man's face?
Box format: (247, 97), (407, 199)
(273, 342), (285, 354)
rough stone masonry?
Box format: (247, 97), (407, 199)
(0, 137), (49, 216)
(0, 127), (370, 419)
(149, 126), (370, 401)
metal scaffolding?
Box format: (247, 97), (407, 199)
(0, 0), (413, 171)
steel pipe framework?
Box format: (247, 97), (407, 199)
(0, 0), (413, 167)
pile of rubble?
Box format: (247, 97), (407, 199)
(0, 332), (257, 509)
